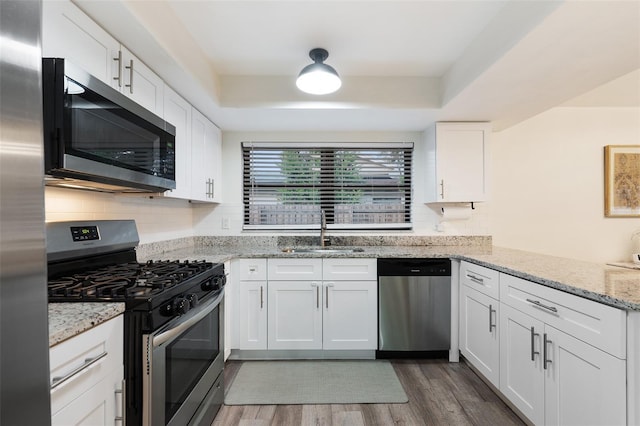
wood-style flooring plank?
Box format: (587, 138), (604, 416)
(330, 404), (365, 426)
(301, 404), (332, 426)
(359, 404), (395, 425)
(271, 404), (303, 426)
(212, 359), (525, 426)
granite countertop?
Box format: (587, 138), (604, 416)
(139, 243), (640, 311)
(457, 247), (640, 311)
(49, 303), (125, 347)
(49, 242), (640, 345)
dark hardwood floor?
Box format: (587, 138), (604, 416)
(212, 359), (525, 426)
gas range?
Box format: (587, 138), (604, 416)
(46, 220), (226, 425)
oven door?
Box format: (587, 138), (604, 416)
(144, 290), (224, 426)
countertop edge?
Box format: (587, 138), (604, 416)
(49, 302), (125, 348)
(454, 254), (640, 312)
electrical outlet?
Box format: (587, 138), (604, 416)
(222, 217), (230, 229)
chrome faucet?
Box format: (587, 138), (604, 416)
(320, 209), (328, 247)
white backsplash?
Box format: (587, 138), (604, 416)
(45, 187), (194, 244)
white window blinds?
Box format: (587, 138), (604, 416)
(242, 142), (413, 230)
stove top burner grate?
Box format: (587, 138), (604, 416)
(48, 260), (216, 301)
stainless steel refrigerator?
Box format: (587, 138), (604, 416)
(0, 1), (52, 424)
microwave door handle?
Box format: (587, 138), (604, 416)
(152, 290), (224, 348)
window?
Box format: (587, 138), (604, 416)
(242, 142), (413, 230)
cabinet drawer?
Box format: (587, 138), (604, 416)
(460, 261), (500, 299)
(500, 273), (626, 358)
(50, 315), (123, 414)
(236, 258), (267, 281)
(323, 258), (377, 281)
(268, 258), (322, 280)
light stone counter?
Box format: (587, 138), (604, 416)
(138, 241), (640, 311)
(459, 247), (640, 311)
(49, 303), (125, 347)
(49, 240), (640, 345)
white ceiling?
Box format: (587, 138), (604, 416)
(75, 0), (640, 132)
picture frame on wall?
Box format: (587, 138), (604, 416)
(604, 145), (640, 217)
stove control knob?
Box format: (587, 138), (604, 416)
(173, 297), (190, 315)
(186, 293), (198, 308)
(211, 275), (226, 290)
(201, 276), (224, 291)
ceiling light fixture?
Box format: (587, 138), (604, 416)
(296, 48), (342, 95)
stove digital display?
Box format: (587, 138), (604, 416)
(70, 226), (99, 242)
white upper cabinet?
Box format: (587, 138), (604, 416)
(162, 100), (222, 203)
(43, 0), (119, 85)
(424, 122), (491, 203)
(163, 85), (192, 199)
(43, 0), (164, 118)
(116, 46), (164, 117)
(190, 109), (222, 203)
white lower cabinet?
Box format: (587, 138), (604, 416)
(235, 258), (377, 352)
(495, 271), (627, 426)
(458, 262), (629, 426)
(322, 281), (377, 350)
(268, 280), (323, 350)
(52, 369), (123, 426)
(238, 280), (268, 350)
(500, 304), (545, 424)
(500, 303), (626, 426)
(459, 284), (500, 388)
(543, 325), (626, 426)
(50, 315), (124, 426)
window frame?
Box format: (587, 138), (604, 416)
(242, 142), (413, 231)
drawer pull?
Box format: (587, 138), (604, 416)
(530, 327), (539, 361)
(526, 298), (558, 313)
(467, 274), (484, 285)
(543, 333), (552, 370)
(51, 351), (108, 389)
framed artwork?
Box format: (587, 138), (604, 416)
(604, 145), (640, 217)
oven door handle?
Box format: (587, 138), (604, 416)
(152, 289), (224, 348)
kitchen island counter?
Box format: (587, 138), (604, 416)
(49, 303), (125, 347)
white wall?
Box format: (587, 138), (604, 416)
(45, 187), (194, 244)
(192, 130), (491, 236)
(490, 106), (640, 263)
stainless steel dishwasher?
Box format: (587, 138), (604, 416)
(377, 258), (451, 358)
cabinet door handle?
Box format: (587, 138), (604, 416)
(326, 285), (329, 309)
(51, 351), (108, 389)
(488, 304), (496, 332)
(260, 285), (263, 309)
(526, 298), (558, 313)
(124, 59), (134, 94)
(311, 283), (319, 309)
(530, 326), (539, 361)
(114, 379), (126, 424)
(440, 179), (445, 199)
(210, 178), (214, 198)
(325, 283), (334, 309)
(113, 50), (122, 87)
(543, 333), (552, 370)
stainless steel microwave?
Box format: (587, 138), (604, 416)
(42, 58), (176, 193)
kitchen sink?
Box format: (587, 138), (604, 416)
(280, 247), (365, 254)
